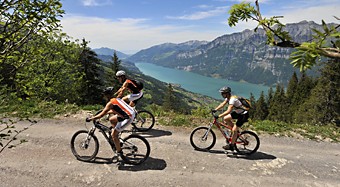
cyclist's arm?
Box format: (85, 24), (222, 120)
(218, 104), (233, 118)
(214, 100), (228, 111)
(115, 82), (128, 98)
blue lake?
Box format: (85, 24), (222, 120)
(135, 63), (270, 99)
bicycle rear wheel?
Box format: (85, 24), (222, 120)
(234, 130), (260, 155)
(190, 126), (216, 150)
(133, 110), (155, 132)
(120, 134), (150, 165)
(70, 130), (99, 161)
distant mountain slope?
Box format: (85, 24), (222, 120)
(127, 21), (326, 86)
(128, 40), (208, 63)
(92, 47), (130, 59)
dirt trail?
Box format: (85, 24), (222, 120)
(0, 116), (340, 187)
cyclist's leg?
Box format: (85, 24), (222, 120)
(126, 92), (143, 107)
(229, 112), (241, 145)
(113, 113), (136, 151)
(109, 115), (122, 152)
(223, 114), (234, 127)
(232, 112), (249, 144)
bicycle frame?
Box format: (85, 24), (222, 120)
(87, 121), (120, 152)
(209, 117), (243, 145)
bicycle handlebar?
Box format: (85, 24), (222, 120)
(211, 109), (219, 119)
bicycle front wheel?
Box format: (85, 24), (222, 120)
(120, 134), (150, 165)
(133, 110), (155, 132)
(70, 130), (99, 161)
(234, 130), (260, 155)
(190, 126), (216, 150)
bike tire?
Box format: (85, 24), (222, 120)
(133, 110), (155, 132)
(234, 130), (260, 155)
(70, 130), (99, 161)
(120, 134), (150, 165)
(190, 126), (216, 150)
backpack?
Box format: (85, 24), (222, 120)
(131, 79), (144, 90)
(237, 96), (252, 111)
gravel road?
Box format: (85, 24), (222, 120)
(0, 115), (339, 187)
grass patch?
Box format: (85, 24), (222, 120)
(1, 99), (339, 142)
(249, 120), (340, 142)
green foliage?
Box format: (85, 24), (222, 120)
(77, 39), (104, 105)
(163, 83), (176, 112)
(228, 2), (256, 27)
(227, 1), (340, 71)
(250, 120), (339, 142)
(191, 107), (210, 118)
(252, 91), (268, 120)
(0, 0), (64, 60)
(290, 42), (320, 71)
(294, 59), (340, 124)
(158, 113), (192, 127)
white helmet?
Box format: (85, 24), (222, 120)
(116, 70), (126, 77)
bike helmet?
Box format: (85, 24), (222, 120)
(102, 87), (114, 95)
(116, 70), (126, 77)
(219, 86), (231, 93)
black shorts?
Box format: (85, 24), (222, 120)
(230, 111), (249, 127)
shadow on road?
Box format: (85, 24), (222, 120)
(194, 149), (276, 160)
(84, 156), (167, 171)
(227, 151), (277, 160)
(118, 156), (167, 171)
(133, 128), (172, 138)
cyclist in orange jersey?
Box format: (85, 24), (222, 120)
(114, 70), (143, 107)
(86, 97), (136, 157)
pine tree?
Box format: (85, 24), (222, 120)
(266, 87), (274, 108)
(248, 93), (256, 119)
(163, 83), (176, 112)
(253, 91), (269, 120)
(268, 84), (289, 122)
(292, 73), (316, 122)
(286, 72), (298, 101)
(295, 59), (340, 124)
(78, 38), (103, 105)
(107, 51), (121, 92)
(286, 72), (299, 122)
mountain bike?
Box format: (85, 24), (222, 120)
(70, 118), (151, 165)
(190, 110), (260, 155)
(95, 109), (155, 132)
(132, 109), (155, 132)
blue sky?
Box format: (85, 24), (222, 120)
(60, 0), (340, 54)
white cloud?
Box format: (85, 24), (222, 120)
(166, 6), (229, 20)
(80, 0), (112, 7)
(279, 5), (340, 24)
(61, 15), (221, 54)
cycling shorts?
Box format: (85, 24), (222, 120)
(115, 112), (136, 132)
(127, 91), (143, 105)
(230, 111), (249, 127)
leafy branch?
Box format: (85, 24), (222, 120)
(227, 0), (340, 71)
(0, 118), (37, 154)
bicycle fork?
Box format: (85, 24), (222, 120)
(81, 127), (96, 149)
(202, 123), (214, 140)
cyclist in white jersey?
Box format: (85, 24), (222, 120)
(213, 86), (249, 151)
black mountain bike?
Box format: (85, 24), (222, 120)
(95, 109), (155, 132)
(70, 119), (150, 165)
(132, 109), (155, 132)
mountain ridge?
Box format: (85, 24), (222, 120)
(127, 21), (326, 86)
